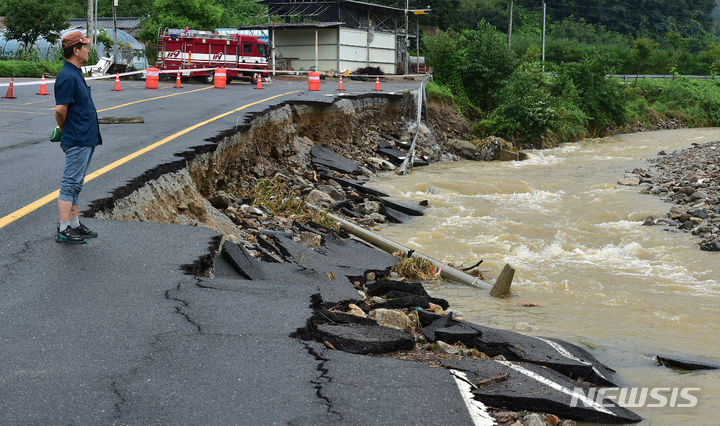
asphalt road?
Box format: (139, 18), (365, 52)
(0, 76), (478, 424)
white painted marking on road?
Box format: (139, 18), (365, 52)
(530, 336), (609, 381)
(494, 360), (616, 416)
(449, 370), (496, 426)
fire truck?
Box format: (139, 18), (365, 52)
(157, 28), (269, 83)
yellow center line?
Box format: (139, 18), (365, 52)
(21, 98), (51, 106)
(0, 109), (47, 115)
(45, 86), (213, 111)
(0, 90), (299, 229)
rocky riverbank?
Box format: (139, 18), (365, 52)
(622, 141), (720, 251)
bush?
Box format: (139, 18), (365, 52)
(0, 60), (64, 77)
(483, 62), (587, 146)
(459, 20), (518, 110)
(558, 54), (628, 134)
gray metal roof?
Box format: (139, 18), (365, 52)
(239, 22), (344, 30)
(68, 17), (142, 30)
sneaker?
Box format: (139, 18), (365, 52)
(74, 222), (98, 238)
(56, 226), (87, 244)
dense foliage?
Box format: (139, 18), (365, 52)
(0, 0), (68, 49)
(424, 17), (720, 147)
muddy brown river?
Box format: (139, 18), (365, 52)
(371, 129), (720, 424)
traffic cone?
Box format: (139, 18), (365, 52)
(254, 73), (264, 89)
(373, 76), (381, 91)
(337, 75), (344, 91)
(112, 73), (122, 91)
(37, 75), (48, 95)
(175, 72), (182, 88)
(3, 78), (17, 99)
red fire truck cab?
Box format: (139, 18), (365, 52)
(157, 28), (269, 83)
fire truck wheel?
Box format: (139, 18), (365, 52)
(204, 72), (214, 84)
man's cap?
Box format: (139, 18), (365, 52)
(61, 31), (92, 48)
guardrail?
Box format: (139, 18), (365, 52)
(611, 74), (720, 82)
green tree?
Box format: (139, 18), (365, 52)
(0, 0), (68, 50)
(559, 54), (628, 135)
(137, 0), (225, 42)
(633, 37), (658, 80)
(460, 19), (518, 110)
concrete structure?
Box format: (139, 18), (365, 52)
(243, 1), (407, 74)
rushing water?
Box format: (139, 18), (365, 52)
(371, 129), (720, 425)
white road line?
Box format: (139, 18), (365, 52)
(495, 360), (616, 416)
(531, 336), (609, 381)
(449, 370), (496, 426)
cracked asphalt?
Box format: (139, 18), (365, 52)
(0, 77), (476, 424)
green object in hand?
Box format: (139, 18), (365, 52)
(50, 126), (61, 142)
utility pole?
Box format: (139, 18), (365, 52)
(405, 0), (409, 75)
(94, 0), (99, 45)
(113, 0), (118, 65)
(507, 0), (513, 47)
(541, 0), (546, 71)
(87, 0), (93, 46)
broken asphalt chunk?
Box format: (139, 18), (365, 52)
(379, 204), (411, 223)
(315, 324), (415, 355)
(377, 198), (424, 216)
(311, 145), (358, 174)
(424, 316), (620, 387)
(317, 172), (390, 197)
(365, 279), (429, 297)
(221, 242), (266, 280)
(445, 358), (642, 424)
(655, 354), (720, 371)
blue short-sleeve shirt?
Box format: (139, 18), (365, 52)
(54, 61), (102, 148)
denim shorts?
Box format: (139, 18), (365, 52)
(59, 146), (95, 205)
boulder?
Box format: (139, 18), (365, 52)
(700, 241), (720, 251)
(452, 139), (483, 160)
(369, 213), (386, 223)
(358, 200), (381, 215)
(497, 148), (519, 161)
(369, 308), (414, 332)
(209, 190), (235, 209)
(688, 208), (709, 219)
(299, 231), (322, 249)
(346, 304), (367, 318)
(618, 177), (641, 186)
(366, 156), (396, 171)
(239, 204), (265, 217)
(306, 189), (335, 208)
(316, 184), (345, 201)
(432, 340), (459, 355)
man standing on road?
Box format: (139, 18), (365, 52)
(54, 31), (102, 244)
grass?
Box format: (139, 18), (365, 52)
(236, 177), (338, 230)
(391, 253), (437, 281)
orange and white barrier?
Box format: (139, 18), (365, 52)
(214, 68), (226, 88)
(145, 68), (159, 89)
(37, 75), (48, 95)
(308, 72), (320, 91)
